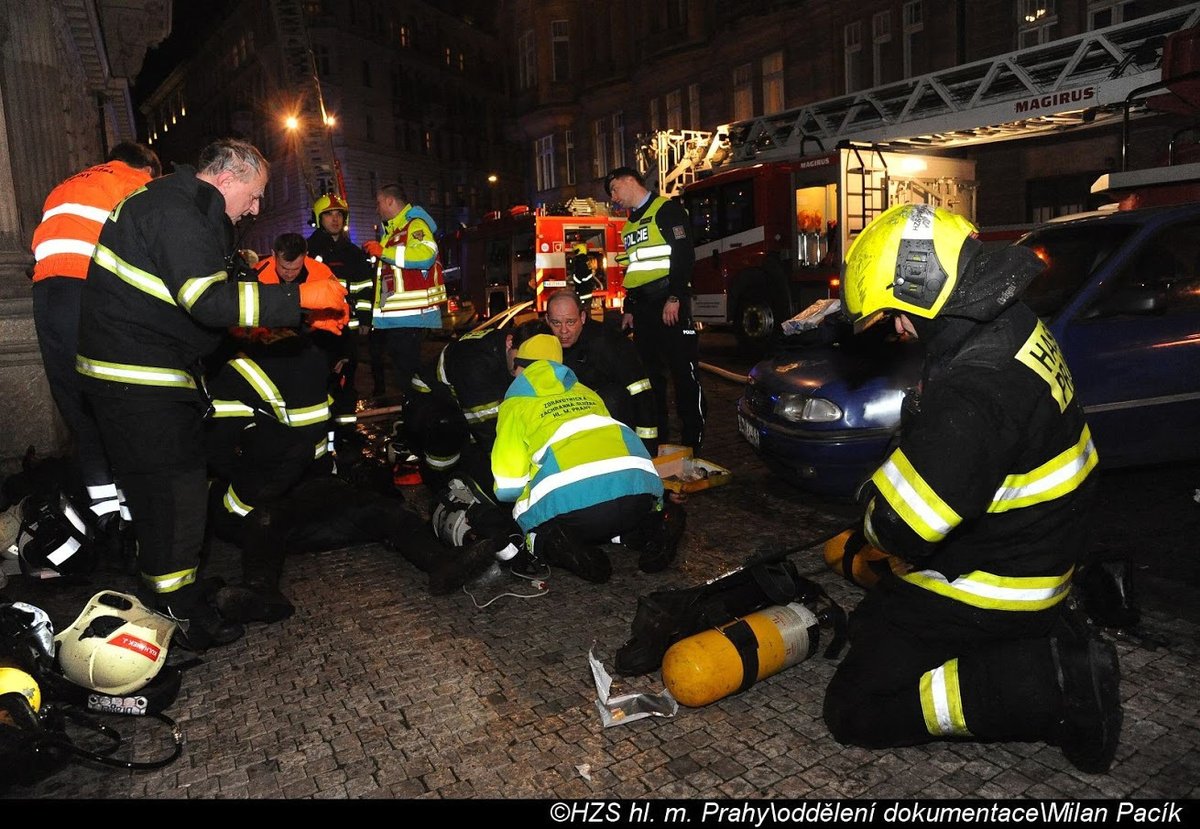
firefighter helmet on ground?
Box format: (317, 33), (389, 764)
(0, 663), (41, 713)
(0, 602), (56, 678)
(311, 192), (349, 228)
(842, 203), (978, 332)
(54, 591), (176, 696)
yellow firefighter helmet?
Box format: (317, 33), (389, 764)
(842, 203), (978, 332)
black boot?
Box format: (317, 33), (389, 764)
(144, 586), (244, 651)
(1050, 606), (1123, 774)
(428, 536), (499, 595)
(538, 525), (611, 584)
(637, 501), (687, 573)
(213, 507), (295, 624)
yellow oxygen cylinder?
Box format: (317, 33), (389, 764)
(824, 529), (893, 589)
(662, 602), (820, 708)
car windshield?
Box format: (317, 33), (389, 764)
(1017, 223), (1136, 318)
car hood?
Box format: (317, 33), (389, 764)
(745, 337), (925, 431)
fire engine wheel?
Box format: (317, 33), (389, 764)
(735, 290), (779, 352)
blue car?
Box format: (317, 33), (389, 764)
(737, 202), (1200, 498)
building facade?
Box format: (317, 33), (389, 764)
(0, 0), (171, 470)
(138, 0), (522, 256)
(499, 0), (1196, 224)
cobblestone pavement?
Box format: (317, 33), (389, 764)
(4, 333), (1199, 801)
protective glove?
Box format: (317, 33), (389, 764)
(298, 279), (348, 312)
(362, 240), (383, 259)
(307, 302), (350, 335)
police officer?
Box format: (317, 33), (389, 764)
(823, 203), (1121, 774)
(605, 166), (706, 450)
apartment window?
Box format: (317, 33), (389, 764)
(649, 98), (660, 133)
(365, 113), (375, 142)
(399, 23), (410, 47)
(762, 51), (784, 116)
(688, 83), (701, 128)
(1018, 0), (1058, 49)
(362, 59), (372, 88)
(871, 12), (892, 87)
(667, 0), (688, 29)
(444, 46), (452, 67)
(425, 130), (433, 155)
(593, 117), (609, 177)
(844, 21), (863, 94)
(314, 44), (332, 77)
(902, 1), (923, 79)
(552, 20), (570, 82)
(1087, 0), (1133, 30)
(457, 51), (465, 72)
(536, 135), (556, 191)
(666, 89), (683, 130)
(518, 29), (536, 90)
(565, 129), (576, 186)
(733, 62), (753, 121)
(611, 111), (625, 168)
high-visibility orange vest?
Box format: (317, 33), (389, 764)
(32, 161), (152, 282)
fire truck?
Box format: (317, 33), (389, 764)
(442, 200), (628, 321)
(637, 4), (1200, 353)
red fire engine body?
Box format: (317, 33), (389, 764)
(443, 204), (628, 320)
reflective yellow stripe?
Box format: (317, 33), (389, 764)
(289, 398), (333, 426)
(463, 401), (500, 422)
(177, 272), (227, 310)
(141, 567), (197, 594)
(350, 279), (374, 292)
(412, 376), (432, 392)
(870, 448), (960, 542)
(210, 399), (255, 418)
(379, 284), (448, 311)
(76, 355), (196, 388)
(238, 282), (261, 327)
(230, 358), (288, 423)
(223, 484), (253, 516)
(988, 425), (1098, 513)
(920, 659), (971, 737)
(898, 565), (1074, 611)
(627, 378), (652, 395)
(314, 437), (329, 458)
(426, 452), (461, 470)
(92, 244), (174, 304)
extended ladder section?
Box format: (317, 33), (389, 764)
(640, 4), (1200, 197)
(267, 0), (334, 201)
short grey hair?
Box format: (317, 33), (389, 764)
(198, 138), (269, 180)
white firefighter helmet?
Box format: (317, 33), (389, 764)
(54, 591), (177, 696)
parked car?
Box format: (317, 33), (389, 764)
(737, 202), (1200, 498)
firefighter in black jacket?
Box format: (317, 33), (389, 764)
(205, 328), (335, 623)
(823, 204), (1121, 774)
(545, 289), (658, 456)
(76, 139), (348, 650)
(405, 324), (516, 493)
(307, 193), (376, 428)
(606, 166), (706, 450)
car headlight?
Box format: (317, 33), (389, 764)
(775, 393), (842, 423)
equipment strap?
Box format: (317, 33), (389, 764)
(721, 618), (761, 694)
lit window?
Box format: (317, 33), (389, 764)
(666, 89), (683, 130)
(762, 52), (784, 116)
(1018, 0), (1058, 48)
(733, 63), (753, 121)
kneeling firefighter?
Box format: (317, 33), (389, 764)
(823, 203), (1121, 775)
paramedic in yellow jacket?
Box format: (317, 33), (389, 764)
(491, 332), (682, 584)
(362, 184), (446, 397)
